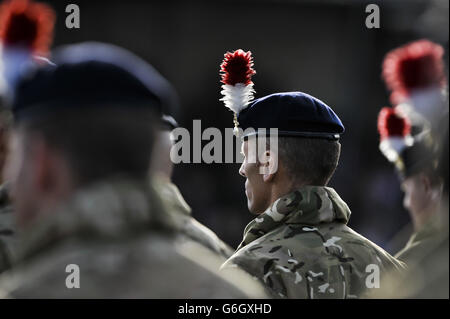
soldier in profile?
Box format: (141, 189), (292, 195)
(217, 49), (406, 299)
(371, 39), (449, 299)
(377, 107), (444, 266)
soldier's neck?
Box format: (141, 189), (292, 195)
(266, 178), (306, 211)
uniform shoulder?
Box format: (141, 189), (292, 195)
(336, 225), (406, 270)
(224, 222), (406, 298)
(183, 217), (235, 259)
(152, 178), (234, 259)
(0, 232), (267, 298)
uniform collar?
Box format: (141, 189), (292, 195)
(151, 176), (192, 217)
(408, 212), (443, 245)
(238, 186), (351, 249)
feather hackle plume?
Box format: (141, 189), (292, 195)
(220, 49), (256, 135)
(382, 40), (447, 127)
(377, 107), (413, 163)
(382, 39), (446, 105)
(0, 0), (55, 93)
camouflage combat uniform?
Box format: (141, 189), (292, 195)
(152, 177), (234, 259)
(395, 215), (443, 265)
(0, 183), (14, 274)
(0, 178), (268, 298)
(222, 186), (406, 299)
(371, 208), (449, 298)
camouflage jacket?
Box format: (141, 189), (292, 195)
(372, 209), (449, 298)
(152, 177), (234, 259)
(222, 186), (406, 299)
(0, 178), (267, 298)
(0, 183), (14, 274)
(395, 215), (442, 265)
(372, 232), (448, 298)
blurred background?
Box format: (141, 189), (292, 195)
(42, 0), (448, 252)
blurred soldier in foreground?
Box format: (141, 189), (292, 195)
(0, 37), (267, 297)
(217, 50), (406, 299)
(151, 115), (234, 259)
(0, 0), (56, 274)
(372, 40), (449, 298)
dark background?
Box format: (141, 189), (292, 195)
(43, 0), (449, 252)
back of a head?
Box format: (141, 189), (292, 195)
(10, 42), (176, 188)
(21, 108), (157, 187)
(278, 137), (341, 186)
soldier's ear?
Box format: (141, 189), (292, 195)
(260, 150), (278, 182)
(419, 173), (432, 193)
(420, 173), (442, 201)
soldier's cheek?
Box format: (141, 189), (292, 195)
(244, 181), (251, 199)
(402, 195), (410, 211)
(245, 187), (252, 202)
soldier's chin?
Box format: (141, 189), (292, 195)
(247, 200), (264, 215)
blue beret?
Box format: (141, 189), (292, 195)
(238, 92), (344, 140)
(11, 42), (177, 122)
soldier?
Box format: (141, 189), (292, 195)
(151, 115), (234, 259)
(217, 49), (406, 299)
(0, 40), (268, 298)
(0, 0), (56, 274)
(374, 107), (448, 298)
(377, 107), (444, 265)
(371, 39), (449, 298)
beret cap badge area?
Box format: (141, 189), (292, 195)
(219, 49), (344, 140)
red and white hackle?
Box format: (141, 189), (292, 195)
(377, 107), (413, 163)
(0, 0), (55, 93)
(220, 49), (256, 135)
(382, 39), (447, 126)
